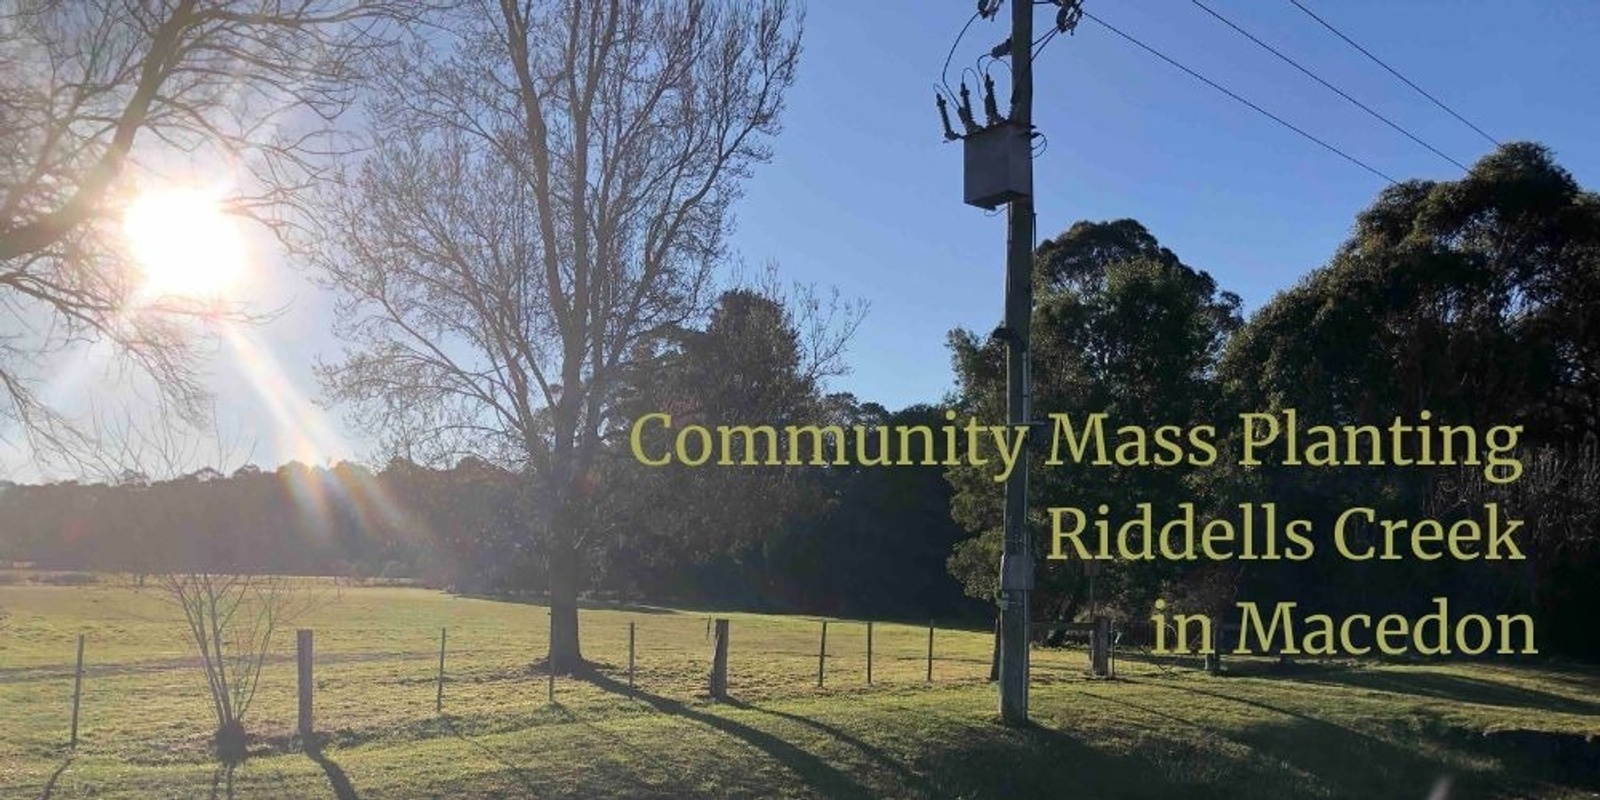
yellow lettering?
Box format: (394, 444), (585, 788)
(630, 413), (673, 466)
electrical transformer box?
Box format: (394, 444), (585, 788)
(963, 124), (1032, 209)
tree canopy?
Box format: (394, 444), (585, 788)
(306, 0), (803, 670)
(1221, 142), (1600, 655)
(0, 0), (404, 462)
(946, 219), (1243, 625)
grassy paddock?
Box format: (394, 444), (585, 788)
(1, 582), (1597, 798)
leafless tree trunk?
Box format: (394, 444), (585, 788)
(307, 0), (801, 671)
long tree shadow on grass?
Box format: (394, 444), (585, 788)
(742, 705), (940, 796)
(441, 715), (546, 798)
(1286, 667), (1600, 716)
(1237, 666), (1600, 786)
(579, 671), (1205, 799)
(919, 721), (1224, 800)
(441, 705), (699, 798)
(36, 755), (72, 800)
(304, 735), (360, 800)
(1084, 685), (1429, 793)
(579, 670), (877, 799)
(1162, 681), (1549, 798)
(207, 764), (235, 800)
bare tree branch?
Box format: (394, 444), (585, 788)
(0, 0), (414, 464)
(304, 0), (802, 669)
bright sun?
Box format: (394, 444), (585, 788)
(122, 187), (248, 300)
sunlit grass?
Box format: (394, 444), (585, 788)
(2, 581), (1597, 798)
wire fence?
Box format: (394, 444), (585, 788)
(3, 610), (1201, 760)
(3, 571), (1292, 774)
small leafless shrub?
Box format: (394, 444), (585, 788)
(155, 572), (316, 764)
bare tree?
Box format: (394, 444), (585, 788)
(112, 402), (297, 763)
(0, 0), (409, 463)
(307, 0), (802, 670)
(156, 571), (315, 764)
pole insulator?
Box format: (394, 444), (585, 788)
(937, 93), (962, 141)
(957, 82), (980, 134)
(983, 74), (1006, 126)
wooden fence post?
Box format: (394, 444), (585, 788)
(988, 615), (1000, 682)
(926, 621), (935, 683)
(866, 622), (874, 685)
(628, 622), (636, 696)
(1091, 616), (1111, 677)
(1108, 622), (1117, 676)
(297, 629), (313, 738)
(70, 633), (85, 747)
(816, 620), (828, 688)
(709, 619), (729, 700)
(1205, 616), (1223, 675)
(436, 627), (447, 714)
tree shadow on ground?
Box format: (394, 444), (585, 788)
(742, 705), (940, 797)
(1285, 667), (1600, 716)
(207, 764), (235, 800)
(578, 671), (1209, 799)
(304, 735), (360, 800)
(441, 715), (545, 798)
(36, 755), (71, 800)
(443, 705), (690, 798)
(580, 670), (877, 799)
(1161, 681), (1542, 798)
(913, 717), (1218, 799)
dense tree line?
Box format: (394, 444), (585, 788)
(0, 288), (979, 622)
(1220, 143), (1600, 658)
(0, 462), (429, 583)
(947, 143), (1600, 658)
(4, 142), (1597, 657)
(0, 424), (978, 620)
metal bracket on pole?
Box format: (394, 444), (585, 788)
(999, 552), (1034, 592)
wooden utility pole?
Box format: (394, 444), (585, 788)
(997, 0), (1036, 727)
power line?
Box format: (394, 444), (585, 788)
(1190, 0), (1468, 172)
(941, 11), (982, 100)
(1288, 0), (1500, 148)
(977, 51), (1010, 83)
(1082, 10), (1396, 184)
(1032, 26), (1061, 60)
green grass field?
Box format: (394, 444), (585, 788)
(2, 579), (1597, 799)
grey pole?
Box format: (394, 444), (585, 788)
(997, 0), (1036, 726)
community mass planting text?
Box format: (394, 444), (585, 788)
(629, 409), (1536, 656)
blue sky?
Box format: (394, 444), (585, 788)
(728, 0), (1599, 412)
(10, 0), (1599, 480)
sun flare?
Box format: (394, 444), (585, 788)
(122, 187), (248, 299)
